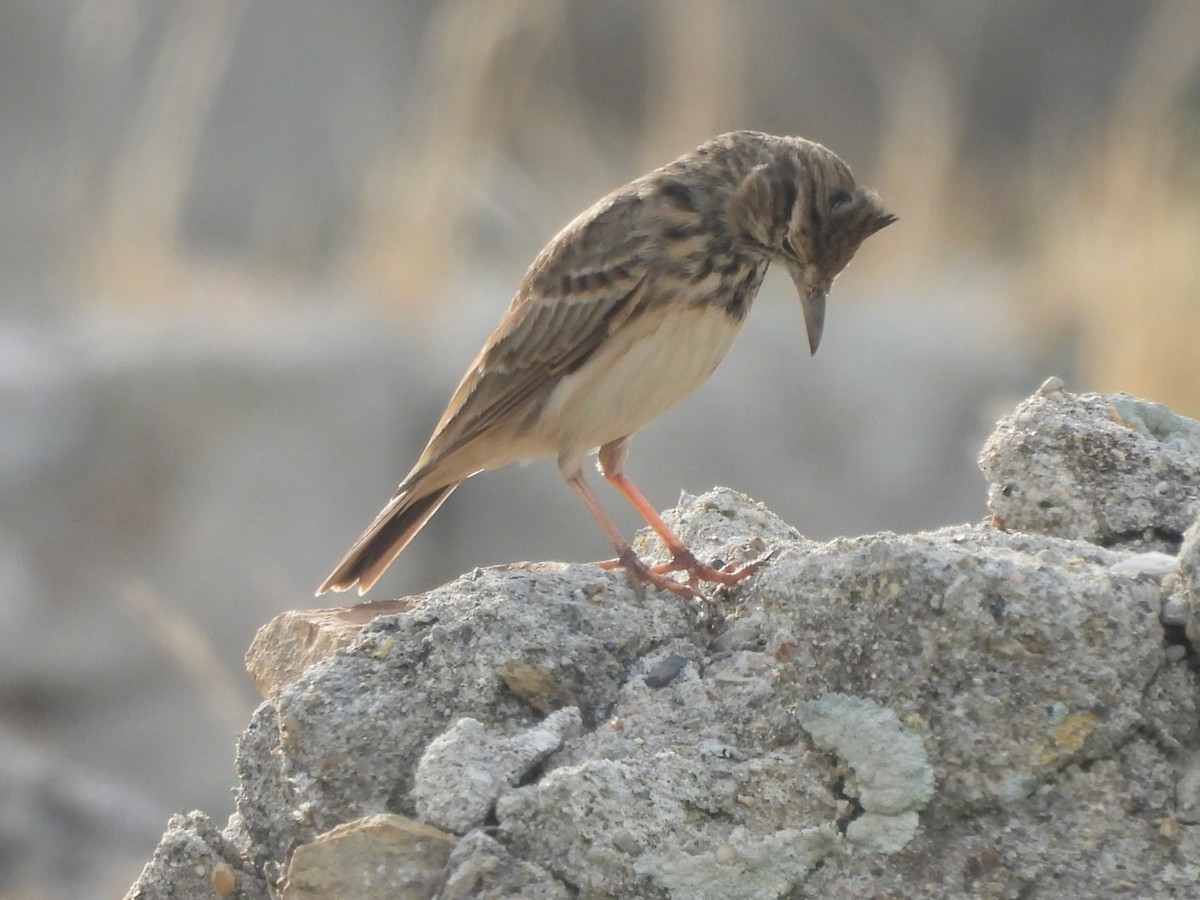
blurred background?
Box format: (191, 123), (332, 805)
(2, 0), (1199, 895)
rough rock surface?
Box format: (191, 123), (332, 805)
(245, 598), (416, 697)
(1164, 516), (1200, 652)
(980, 383), (1200, 548)
(278, 813), (456, 899)
(123, 811), (266, 900)
(1, 292), (1030, 897)
(125, 386), (1200, 899)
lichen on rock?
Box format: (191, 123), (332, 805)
(125, 386), (1200, 899)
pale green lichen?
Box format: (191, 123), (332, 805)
(798, 693), (935, 851)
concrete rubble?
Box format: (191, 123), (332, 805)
(125, 385), (1200, 898)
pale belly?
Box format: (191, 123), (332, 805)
(539, 301), (743, 470)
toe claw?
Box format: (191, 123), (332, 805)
(595, 544), (774, 600)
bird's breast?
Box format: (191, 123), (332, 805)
(539, 300), (744, 464)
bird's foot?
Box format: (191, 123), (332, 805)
(596, 546), (773, 598)
(609, 546), (699, 599)
(653, 547), (771, 590)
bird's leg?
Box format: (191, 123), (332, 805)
(595, 441), (766, 590)
(564, 471), (697, 599)
(602, 471), (766, 588)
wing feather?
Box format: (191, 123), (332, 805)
(407, 188), (659, 482)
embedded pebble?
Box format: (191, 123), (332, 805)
(644, 654), (688, 688)
(1110, 552), (1178, 579)
(1162, 596), (1192, 627)
(709, 623), (763, 653)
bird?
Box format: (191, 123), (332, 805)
(318, 130), (895, 599)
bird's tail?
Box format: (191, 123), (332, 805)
(316, 481), (460, 596)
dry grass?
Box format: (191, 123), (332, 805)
(84, 0), (244, 304)
(807, 2), (972, 282)
(349, 0), (574, 308)
(119, 580), (250, 737)
(71, 1), (1200, 412)
(1026, 0), (1200, 414)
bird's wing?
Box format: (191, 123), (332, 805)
(410, 190), (659, 479)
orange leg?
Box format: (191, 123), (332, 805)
(601, 470), (767, 590)
(586, 437), (768, 593)
(564, 471), (697, 599)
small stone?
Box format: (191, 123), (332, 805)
(1110, 552), (1178, 579)
(710, 623), (763, 653)
(413, 710), (579, 834)
(644, 654), (688, 688)
(612, 829), (643, 856)
(1037, 376), (1065, 395)
(210, 862), (237, 896)
(281, 813), (455, 900)
(245, 599), (414, 697)
(1176, 755), (1200, 824)
(1161, 595), (1192, 627)
(367, 634), (396, 659)
(499, 660), (576, 712)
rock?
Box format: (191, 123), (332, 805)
(413, 709), (582, 833)
(1165, 513), (1200, 652)
(980, 387), (1200, 548)
(125, 387), (1200, 898)
(246, 599), (416, 698)
(797, 693), (935, 852)
(491, 515), (1173, 897)
(3, 293), (1033, 895)
(1176, 753), (1200, 826)
(123, 811), (267, 900)
(232, 559), (688, 873)
(441, 831), (569, 899)
(278, 814), (454, 900)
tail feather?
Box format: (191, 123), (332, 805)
(317, 482), (460, 596)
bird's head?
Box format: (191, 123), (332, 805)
(728, 137), (896, 354)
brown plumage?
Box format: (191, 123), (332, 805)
(318, 131), (895, 598)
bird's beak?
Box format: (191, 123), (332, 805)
(800, 287), (826, 356)
(872, 211), (899, 235)
(787, 260), (827, 355)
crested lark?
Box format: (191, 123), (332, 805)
(319, 131), (895, 599)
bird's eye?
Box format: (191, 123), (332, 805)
(829, 188), (852, 209)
